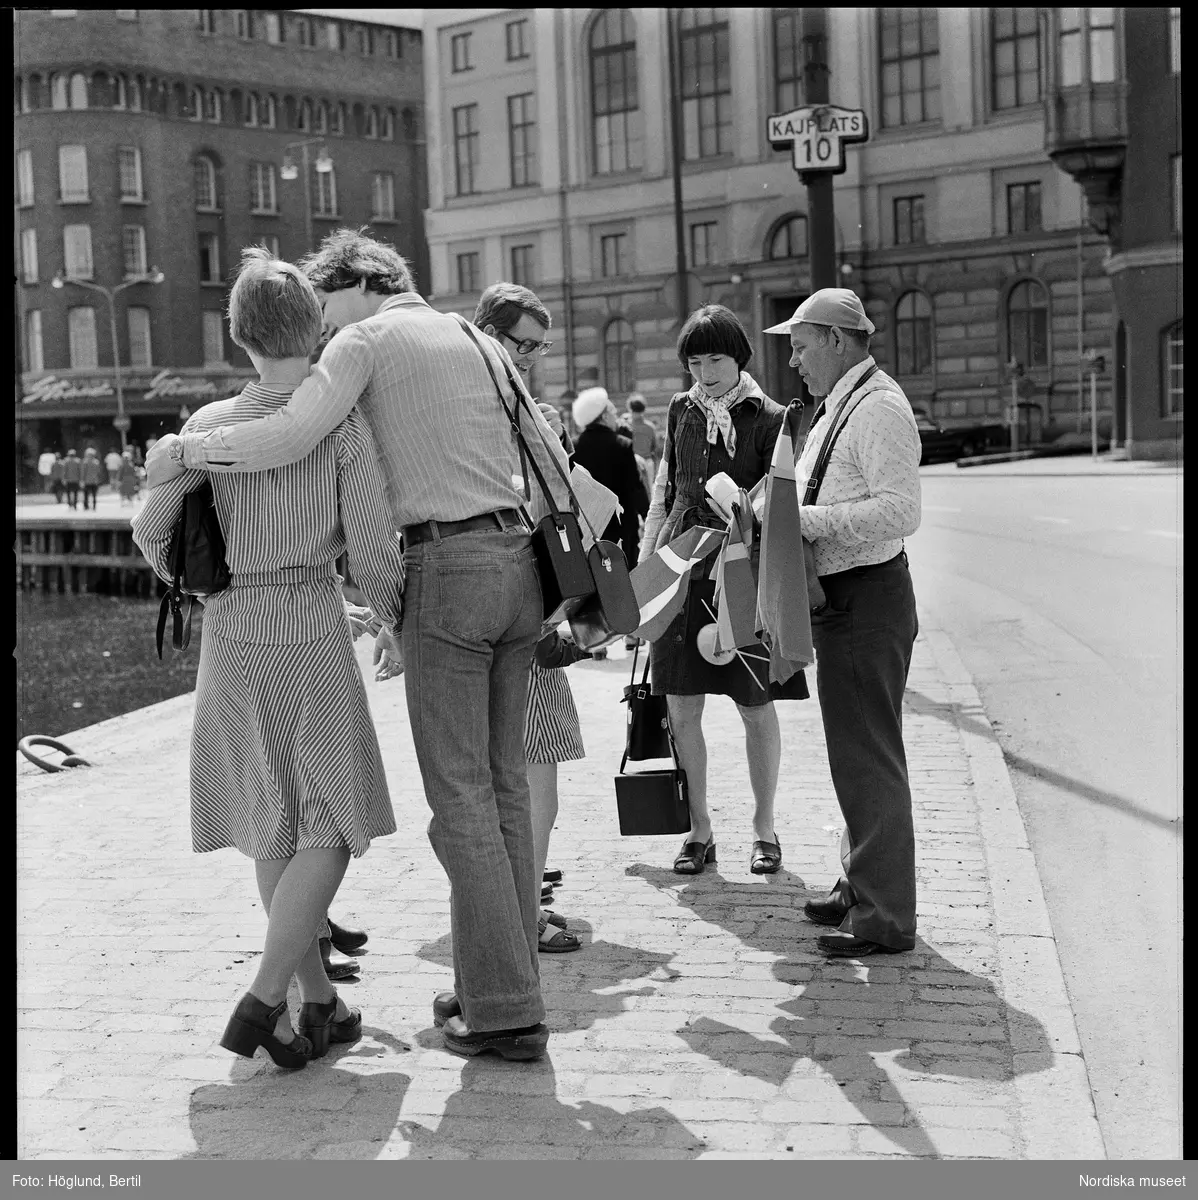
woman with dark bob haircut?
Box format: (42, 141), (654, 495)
(638, 304), (808, 877)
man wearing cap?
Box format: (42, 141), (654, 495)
(764, 287), (921, 957)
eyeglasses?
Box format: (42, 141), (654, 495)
(499, 331), (554, 358)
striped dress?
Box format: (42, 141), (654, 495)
(131, 384), (405, 860)
(525, 665), (584, 765)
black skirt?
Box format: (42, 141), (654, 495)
(649, 575), (809, 707)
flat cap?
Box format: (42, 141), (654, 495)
(763, 287), (876, 336)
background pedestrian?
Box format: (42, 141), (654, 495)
(80, 447), (105, 510)
(62, 449), (82, 509)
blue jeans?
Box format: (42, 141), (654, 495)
(402, 526), (545, 1032)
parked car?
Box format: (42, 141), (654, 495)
(911, 410), (1007, 464)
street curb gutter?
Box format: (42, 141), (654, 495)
(918, 616), (1107, 1160)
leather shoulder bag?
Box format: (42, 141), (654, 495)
(156, 480), (230, 658)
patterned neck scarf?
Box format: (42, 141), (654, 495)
(688, 371), (754, 456)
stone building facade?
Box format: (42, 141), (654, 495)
(422, 8), (1179, 459)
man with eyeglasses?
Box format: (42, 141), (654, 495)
(475, 282), (555, 377)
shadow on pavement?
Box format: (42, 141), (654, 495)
(627, 862), (1053, 1159)
(905, 688), (1180, 834)
(185, 1027), (414, 1159)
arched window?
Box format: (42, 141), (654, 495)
(603, 318), (637, 395)
(365, 106), (379, 138)
(244, 92), (259, 127)
(112, 74), (126, 109)
(1162, 320), (1183, 417)
(69, 72), (88, 109)
(261, 94), (276, 128)
(189, 86), (204, 121)
(768, 214), (808, 259)
(402, 107), (416, 140)
(298, 98), (312, 133)
(590, 9), (642, 174)
(129, 76), (142, 112)
(678, 7), (732, 159)
(50, 73), (68, 110)
(1007, 279), (1048, 368)
(206, 89), (222, 123)
(194, 155), (218, 211)
(332, 103), (346, 136)
(895, 291), (934, 376)
(315, 100), (328, 135)
(381, 108), (395, 140)
(315, 165), (338, 216)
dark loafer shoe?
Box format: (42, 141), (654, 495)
(319, 937), (360, 981)
(673, 837), (716, 875)
(432, 991), (461, 1027)
(750, 837), (782, 875)
(327, 918), (368, 954)
(542, 868), (563, 884)
(804, 898), (849, 927)
(817, 933), (907, 957)
(441, 1015), (549, 1061)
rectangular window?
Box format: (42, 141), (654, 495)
(600, 232), (626, 278)
(58, 145), (89, 202)
(1173, 155), (1183, 234)
(1089, 8), (1117, 83)
(510, 244), (535, 286)
(17, 149), (34, 207)
(451, 32), (473, 72)
(689, 221), (718, 267)
(127, 306), (152, 368)
(63, 223), (93, 278)
(201, 311), (225, 364)
(879, 8), (941, 127)
(1164, 324), (1183, 417)
(264, 12), (281, 44)
(315, 168), (338, 216)
(992, 8), (1042, 110)
(679, 8), (733, 159)
(118, 146), (143, 201)
(456, 251), (480, 295)
(326, 20), (343, 51)
(355, 26), (371, 55)
(506, 18), (529, 60)
(773, 9), (803, 112)
(1171, 7), (1181, 74)
(380, 29), (397, 58)
(508, 93), (538, 187)
(371, 172), (395, 220)
(121, 224), (147, 276)
(197, 10), (216, 35)
(199, 232), (221, 283)
(68, 306), (98, 368)
(453, 104), (480, 196)
(894, 195), (926, 245)
(249, 162), (277, 213)
(257, 234), (280, 258)
(1007, 181), (1043, 233)
(234, 10), (251, 39)
(26, 310), (44, 373)
(21, 228), (38, 283)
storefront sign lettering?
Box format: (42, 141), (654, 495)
(143, 370), (219, 402)
(21, 376), (115, 404)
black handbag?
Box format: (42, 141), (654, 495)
(568, 540), (640, 652)
(455, 316), (636, 634)
(620, 642), (671, 761)
(615, 717), (690, 836)
(156, 480), (230, 658)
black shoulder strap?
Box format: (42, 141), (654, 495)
(803, 364), (880, 507)
(664, 393), (685, 513)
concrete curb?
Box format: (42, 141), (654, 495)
(918, 616), (1107, 1159)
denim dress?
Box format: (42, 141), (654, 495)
(650, 390), (810, 707)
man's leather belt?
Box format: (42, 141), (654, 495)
(403, 509), (524, 546)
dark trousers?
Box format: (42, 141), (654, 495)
(65, 483), (79, 509)
(810, 553), (918, 949)
(83, 484), (99, 510)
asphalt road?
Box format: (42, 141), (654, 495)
(908, 460), (1182, 1160)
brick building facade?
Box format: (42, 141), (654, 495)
(14, 8), (428, 487)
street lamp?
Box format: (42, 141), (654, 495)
(279, 140), (333, 253)
(51, 267), (165, 452)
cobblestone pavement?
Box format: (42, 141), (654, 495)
(17, 609), (1105, 1161)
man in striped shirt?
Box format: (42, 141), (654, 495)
(147, 229), (570, 1062)
(764, 288), (922, 959)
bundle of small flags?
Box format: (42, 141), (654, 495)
(629, 524), (725, 643)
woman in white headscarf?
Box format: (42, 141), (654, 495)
(639, 305), (809, 878)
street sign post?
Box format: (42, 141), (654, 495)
(767, 105), (869, 176)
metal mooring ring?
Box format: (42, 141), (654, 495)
(18, 736), (91, 773)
